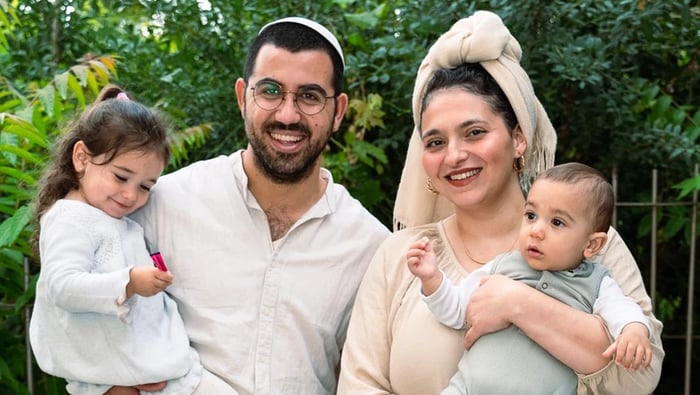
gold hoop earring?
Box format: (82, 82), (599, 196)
(426, 178), (439, 195)
(513, 156), (526, 174)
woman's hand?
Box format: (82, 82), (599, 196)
(466, 273), (612, 374)
(463, 274), (525, 349)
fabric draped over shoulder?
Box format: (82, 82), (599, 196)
(393, 10), (557, 231)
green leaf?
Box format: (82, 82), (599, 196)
(0, 184), (33, 200)
(673, 174), (700, 198)
(54, 72), (69, 99)
(650, 94), (672, 119)
(660, 214), (685, 240)
(31, 103), (48, 137)
(345, 11), (379, 29)
(71, 64), (90, 86)
(642, 84), (660, 103)
(89, 59), (112, 83)
(0, 145), (42, 164)
(0, 166), (34, 183)
(2, 114), (47, 147)
(0, 205), (32, 248)
(686, 124), (700, 141)
(0, 97), (21, 112)
(86, 69), (99, 94)
(37, 84), (56, 118)
(67, 72), (86, 108)
(671, 108), (686, 124)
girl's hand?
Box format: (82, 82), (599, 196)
(126, 266), (173, 298)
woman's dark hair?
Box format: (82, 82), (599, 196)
(31, 84), (170, 251)
(420, 63), (518, 132)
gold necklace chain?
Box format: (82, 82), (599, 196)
(463, 243), (488, 265)
(461, 230), (519, 265)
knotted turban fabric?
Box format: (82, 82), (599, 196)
(393, 10), (557, 231)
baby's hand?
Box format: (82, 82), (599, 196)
(407, 237), (438, 280)
(602, 322), (651, 371)
(407, 237), (444, 298)
(126, 266), (173, 298)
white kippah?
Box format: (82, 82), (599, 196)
(259, 16), (345, 67)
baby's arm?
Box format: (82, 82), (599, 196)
(422, 265), (490, 330)
(595, 275), (653, 371)
(407, 236), (442, 296)
(125, 266), (173, 298)
(602, 322), (651, 371)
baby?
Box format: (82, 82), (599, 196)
(408, 162), (652, 395)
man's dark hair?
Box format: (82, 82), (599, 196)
(242, 22), (344, 95)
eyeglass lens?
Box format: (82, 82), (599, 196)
(252, 81), (329, 115)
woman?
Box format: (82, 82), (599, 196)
(337, 10), (663, 395)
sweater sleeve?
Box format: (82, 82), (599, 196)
(40, 212), (131, 316)
(575, 227), (664, 394)
(593, 276), (652, 339)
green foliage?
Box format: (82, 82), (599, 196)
(631, 80), (700, 171)
(674, 173), (700, 198)
(0, 35), (211, 395)
(326, 93), (389, 214)
(0, 206), (31, 248)
(655, 293), (682, 327)
(1, 0), (699, 393)
(0, 54), (120, 394)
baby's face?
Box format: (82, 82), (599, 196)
(518, 179), (596, 272)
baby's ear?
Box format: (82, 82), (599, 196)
(583, 232), (608, 259)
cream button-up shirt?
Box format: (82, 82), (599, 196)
(132, 151), (389, 395)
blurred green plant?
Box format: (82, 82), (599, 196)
(1, 0), (699, 393)
(325, 93), (388, 213)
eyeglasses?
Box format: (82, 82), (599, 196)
(250, 80), (335, 116)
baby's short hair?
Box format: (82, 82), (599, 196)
(537, 162), (614, 232)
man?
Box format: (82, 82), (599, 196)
(131, 17), (389, 395)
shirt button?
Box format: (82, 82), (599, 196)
(542, 282), (549, 289)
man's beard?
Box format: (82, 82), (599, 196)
(247, 120), (332, 184)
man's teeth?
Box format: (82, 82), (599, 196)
(449, 169), (480, 180)
(271, 133), (302, 143)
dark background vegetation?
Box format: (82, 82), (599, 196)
(1, 1), (698, 393)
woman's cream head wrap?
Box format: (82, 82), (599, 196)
(393, 10), (557, 231)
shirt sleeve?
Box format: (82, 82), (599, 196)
(65, 380), (112, 395)
(423, 267), (489, 329)
(337, 241), (395, 394)
(576, 227), (664, 394)
(40, 213), (131, 316)
(593, 276), (653, 339)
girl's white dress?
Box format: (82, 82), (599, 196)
(30, 199), (201, 395)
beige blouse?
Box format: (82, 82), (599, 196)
(337, 221), (664, 395)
